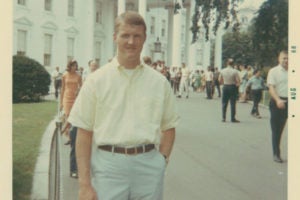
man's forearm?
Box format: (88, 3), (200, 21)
(269, 85), (281, 102)
(159, 128), (175, 159)
(76, 128), (93, 187)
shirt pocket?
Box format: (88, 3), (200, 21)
(137, 95), (164, 123)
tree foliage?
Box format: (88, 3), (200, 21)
(190, 0), (241, 43)
(222, 31), (256, 67)
(13, 55), (51, 103)
(251, 0), (288, 67)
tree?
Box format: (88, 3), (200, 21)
(251, 0), (288, 67)
(190, 0), (241, 43)
(13, 55), (51, 103)
(222, 31), (256, 68)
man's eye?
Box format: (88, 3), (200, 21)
(122, 35), (129, 38)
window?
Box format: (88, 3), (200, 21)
(67, 37), (75, 61)
(95, 41), (101, 64)
(44, 34), (52, 66)
(95, 0), (102, 24)
(150, 17), (155, 35)
(241, 16), (248, 24)
(161, 20), (166, 37)
(17, 0), (26, 5)
(68, 0), (74, 17)
(45, 0), (52, 11)
(17, 30), (27, 56)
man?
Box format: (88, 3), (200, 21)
(219, 58), (240, 123)
(68, 11), (179, 200)
(82, 60), (99, 82)
(213, 67), (221, 97)
(267, 50), (288, 163)
(177, 63), (190, 98)
(51, 66), (62, 99)
(205, 66), (213, 99)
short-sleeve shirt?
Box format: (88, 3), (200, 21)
(68, 57), (180, 146)
(267, 65), (288, 98)
(220, 66), (240, 85)
(246, 76), (265, 90)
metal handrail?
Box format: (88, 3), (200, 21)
(48, 97), (63, 200)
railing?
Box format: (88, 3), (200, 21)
(48, 99), (63, 200)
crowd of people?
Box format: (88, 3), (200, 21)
(48, 11), (287, 200)
(139, 53), (287, 165)
(51, 59), (99, 178)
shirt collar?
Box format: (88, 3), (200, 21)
(278, 64), (287, 72)
(111, 57), (144, 70)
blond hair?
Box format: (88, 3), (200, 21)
(114, 11), (146, 34)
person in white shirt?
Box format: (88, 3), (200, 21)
(205, 66), (214, 99)
(267, 50), (288, 163)
(82, 60), (99, 82)
(219, 58), (241, 123)
(51, 66), (62, 99)
(177, 63), (190, 98)
(68, 11), (179, 200)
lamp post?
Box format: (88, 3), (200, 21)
(154, 37), (161, 52)
(153, 37), (162, 61)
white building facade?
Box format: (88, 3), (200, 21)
(14, 0), (116, 72)
(13, 0), (262, 73)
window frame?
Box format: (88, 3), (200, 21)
(17, 29), (27, 56)
(44, 0), (52, 11)
(68, 0), (75, 17)
(17, 0), (26, 6)
(44, 33), (53, 66)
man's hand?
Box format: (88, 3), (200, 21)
(276, 99), (286, 109)
(61, 122), (71, 135)
(78, 185), (97, 200)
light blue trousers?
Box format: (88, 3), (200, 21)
(90, 146), (166, 200)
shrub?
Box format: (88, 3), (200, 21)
(13, 55), (51, 103)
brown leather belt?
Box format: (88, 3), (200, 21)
(98, 144), (155, 155)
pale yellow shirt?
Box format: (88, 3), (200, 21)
(68, 58), (179, 146)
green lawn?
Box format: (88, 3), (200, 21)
(13, 100), (57, 200)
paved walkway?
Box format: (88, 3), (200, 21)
(57, 91), (287, 200)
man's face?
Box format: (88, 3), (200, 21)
(114, 22), (146, 62)
(89, 63), (98, 72)
(278, 53), (288, 69)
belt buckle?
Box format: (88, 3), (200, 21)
(124, 147), (137, 155)
(134, 147), (138, 155)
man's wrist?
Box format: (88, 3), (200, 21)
(163, 154), (169, 163)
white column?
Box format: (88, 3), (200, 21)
(118, 0), (126, 14)
(85, 0), (95, 65)
(106, 0), (115, 62)
(171, 0), (183, 67)
(138, 0), (148, 58)
(167, 7), (174, 67)
(186, 0), (197, 70)
(202, 38), (211, 69)
(214, 26), (224, 69)
(138, 0), (147, 18)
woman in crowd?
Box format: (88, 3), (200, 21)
(238, 64), (248, 102)
(200, 70), (206, 92)
(192, 70), (201, 92)
(60, 59), (82, 178)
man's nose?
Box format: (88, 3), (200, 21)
(127, 36), (134, 44)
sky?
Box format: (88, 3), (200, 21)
(239, 0), (267, 9)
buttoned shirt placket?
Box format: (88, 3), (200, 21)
(118, 65), (144, 147)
